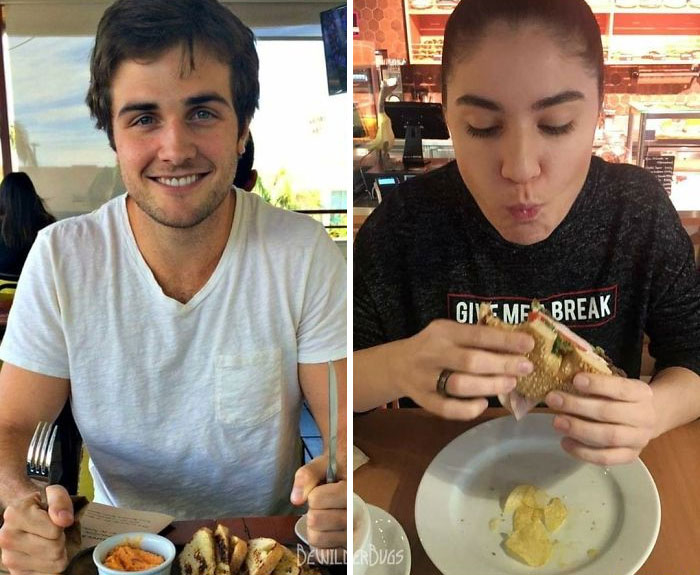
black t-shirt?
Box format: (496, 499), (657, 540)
(354, 156), (700, 381)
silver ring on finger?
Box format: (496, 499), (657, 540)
(436, 369), (454, 397)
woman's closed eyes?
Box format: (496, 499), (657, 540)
(466, 121), (576, 139)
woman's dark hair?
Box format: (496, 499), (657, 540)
(0, 172), (56, 249)
(442, 0), (604, 106)
(233, 133), (255, 189)
(86, 0), (260, 150)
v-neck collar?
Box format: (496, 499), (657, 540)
(118, 190), (243, 313)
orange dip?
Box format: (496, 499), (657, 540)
(103, 544), (164, 571)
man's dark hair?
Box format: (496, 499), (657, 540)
(442, 0), (604, 106)
(86, 0), (259, 150)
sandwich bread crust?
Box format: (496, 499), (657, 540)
(479, 302), (616, 401)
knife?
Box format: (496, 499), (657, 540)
(326, 360), (338, 484)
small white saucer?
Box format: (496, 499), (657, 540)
(294, 514), (309, 545)
(365, 504), (411, 575)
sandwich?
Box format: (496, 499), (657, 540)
(479, 301), (623, 419)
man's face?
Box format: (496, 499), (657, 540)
(444, 22), (600, 245)
(111, 44), (248, 229)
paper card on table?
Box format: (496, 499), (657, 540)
(79, 502), (174, 549)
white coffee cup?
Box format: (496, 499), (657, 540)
(353, 493), (372, 575)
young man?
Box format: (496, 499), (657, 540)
(0, 0), (346, 571)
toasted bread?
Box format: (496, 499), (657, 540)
(214, 524), (232, 575)
(180, 527), (217, 575)
(271, 546), (300, 575)
(480, 301), (616, 401)
(245, 538), (284, 575)
(229, 535), (248, 575)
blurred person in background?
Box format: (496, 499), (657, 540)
(233, 133), (258, 191)
(0, 172), (55, 276)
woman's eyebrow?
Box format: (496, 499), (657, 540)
(532, 90), (585, 110)
(454, 90), (585, 112)
(455, 94), (501, 111)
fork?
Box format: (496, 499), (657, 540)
(26, 421), (61, 485)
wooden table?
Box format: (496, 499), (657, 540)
(354, 408), (700, 575)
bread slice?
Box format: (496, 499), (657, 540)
(180, 527), (217, 575)
(214, 524), (232, 575)
(245, 538), (284, 575)
(271, 546), (300, 575)
(229, 535), (248, 575)
(480, 302), (615, 401)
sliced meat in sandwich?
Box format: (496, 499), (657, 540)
(479, 301), (624, 419)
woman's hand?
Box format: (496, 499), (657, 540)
(391, 319), (534, 420)
(545, 373), (657, 465)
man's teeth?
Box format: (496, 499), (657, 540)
(156, 174), (199, 187)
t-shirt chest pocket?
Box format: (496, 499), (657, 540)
(214, 349), (283, 427)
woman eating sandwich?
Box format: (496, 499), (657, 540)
(354, 0), (700, 465)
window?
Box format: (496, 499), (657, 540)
(4, 16), (347, 239)
(251, 40), (348, 238)
(6, 35), (117, 219)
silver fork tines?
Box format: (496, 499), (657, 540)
(26, 421), (58, 481)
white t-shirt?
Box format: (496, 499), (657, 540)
(0, 190), (346, 519)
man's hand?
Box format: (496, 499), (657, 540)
(545, 373), (657, 465)
(0, 485), (74, 575)
(290, 453), (346, 553)
(391, 319), (534, 420)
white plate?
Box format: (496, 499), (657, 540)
(366, 505), (411, 575)
(415, 413), (660, 575)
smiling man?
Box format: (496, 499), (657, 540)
(0, 0), (346, 572)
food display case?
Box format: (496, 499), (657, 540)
(626, 102), (700, 210)
(403, 0), (700, 65)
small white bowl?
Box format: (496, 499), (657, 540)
(92, 532), (176, 575)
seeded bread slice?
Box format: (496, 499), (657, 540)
(229, 535), (248, 575)
(245, 538), (284, 575)
(271, 546), (300, 575)
(180, 527), (216, 575)
(214, 524), (232, 575)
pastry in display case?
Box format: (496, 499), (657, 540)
(405, 0), (700, 65)
(409, 0), (434, 10)
(626, 102), (700, 210)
